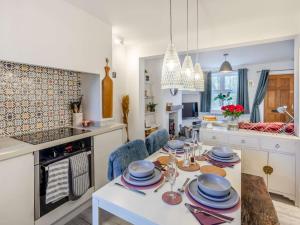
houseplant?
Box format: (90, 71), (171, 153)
(147, 102), (157, 112)
(214, 92), (232, 107)
(221, 104), (244, 130)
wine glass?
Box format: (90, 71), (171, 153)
(166, 159), (177, 199)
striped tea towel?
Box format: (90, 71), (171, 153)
(69, 152), (90, 199)
(46, 158), (69, 204)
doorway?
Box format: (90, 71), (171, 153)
(264, 74), (294, 122)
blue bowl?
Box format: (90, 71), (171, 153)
(197, 174), (231, 197)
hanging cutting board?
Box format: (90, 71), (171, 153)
(102, 59), (113, 118)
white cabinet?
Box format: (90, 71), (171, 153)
(241, 149), (268, 184)
(94, 129), (123, 190)
(0, 153), (34, 225)
(200, 127), (299, 204)
(201, 131), (228, 146)
(268, 153), (296, 200)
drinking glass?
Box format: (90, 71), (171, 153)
(183, 144), (190, 167)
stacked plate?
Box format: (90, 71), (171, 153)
(122, 160), (162, 186)
(164, 140), (185, 154)
(206, 146), (240, 163)
(187, 174), (239, 209)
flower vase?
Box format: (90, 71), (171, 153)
(227, 116), (239, 131)
(73, 113), (83, 127)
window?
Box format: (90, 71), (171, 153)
(210, 71), (238, 112)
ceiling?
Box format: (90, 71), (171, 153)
(186, 39), (294, 69)
(65, 0), (300, 46)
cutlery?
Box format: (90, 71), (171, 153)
(178, 178), (190, 193)
(185, 203), (233, 223)
(153, 177), (168, 192)
(114, 183), (146, 196)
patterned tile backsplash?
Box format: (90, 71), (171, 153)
(0, 61), (81, 136)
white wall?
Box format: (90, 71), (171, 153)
(145, 58), (182, 133)
(0, 0), (112, 74)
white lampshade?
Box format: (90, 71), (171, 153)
(161, 43), (182, 89)
(194, 63), (204, 91)
(181, 55), (195, 91)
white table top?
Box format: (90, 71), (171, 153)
(92, 146), (241, 225)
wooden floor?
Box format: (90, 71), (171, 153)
(66, 194), (300, 225)
(65, 207), (132, 225)
(271, 194), (300, 225)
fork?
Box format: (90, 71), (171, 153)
(178, 178), (190, 193)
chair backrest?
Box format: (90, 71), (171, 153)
(145, 129), (169, 155)
(107, 139), (149, 181)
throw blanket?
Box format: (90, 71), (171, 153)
(46, 158), (69, 204)
(69, 152), (90, 199)
(239, 122), (294, 135)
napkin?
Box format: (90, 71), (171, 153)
(187, 204), (232, 225)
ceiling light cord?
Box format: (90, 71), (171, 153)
(170, 0), (173, 44)
(197, 0), (199, 50)
(186, 0), (189, 56)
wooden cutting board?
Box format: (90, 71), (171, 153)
(102, 59), (113, 118)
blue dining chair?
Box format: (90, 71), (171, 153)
(107, 139), (149, 181)
(145, 129), (169, 155)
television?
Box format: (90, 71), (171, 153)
(182, 102), (199, 118)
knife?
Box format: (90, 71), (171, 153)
(185, 203), (234, 221)
(114, 183), (146, 196)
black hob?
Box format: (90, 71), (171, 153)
(12, 127), (91, 145)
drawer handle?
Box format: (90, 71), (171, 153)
(212, 136), (216, 140)
(241, 140), (246, 144)
(263, 165), (273, 175)
(275, 144), (280, 149)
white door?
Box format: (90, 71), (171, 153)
(94, 129), (123, 190)
(268, 152), (296, 200)
(0, 153), (34, 225)
(241, 149), (268, 183)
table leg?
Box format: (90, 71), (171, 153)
(92, 198), (100, 225)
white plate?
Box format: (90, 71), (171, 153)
(123, 168), (162, 186)
(197, 187), (232, 202)
(129, 171), (155, 181)
(207, 151), (240, 163)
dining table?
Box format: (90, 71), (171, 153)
(92, 145), (241, 225)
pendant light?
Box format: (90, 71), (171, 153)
(219, 53), (233, 73)
(161, 0), (182, 89)
(194, 0), (204, 91)
(181, 0), (195, 91)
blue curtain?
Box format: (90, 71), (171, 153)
(250, 70), (270, 122)
(200, 72), (212, 112)
(237, 68), (250, 113)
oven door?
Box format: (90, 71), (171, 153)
(34, 150), (93, 220)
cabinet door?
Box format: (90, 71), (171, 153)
(241, 149), (268, 183)
(94, 129), (123, 190)
(0, 154), (34, 225)
(268, 152), (295, 200)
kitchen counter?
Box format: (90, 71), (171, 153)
(0, 122), (126, 162)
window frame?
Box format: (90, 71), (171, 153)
(210, 71), (238, 114)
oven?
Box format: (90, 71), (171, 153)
(34, 137), (94, 220)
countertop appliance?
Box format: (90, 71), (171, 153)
(34, 137), (94, 220)
(12, 127), (91, 145)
